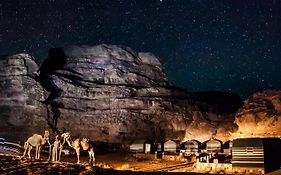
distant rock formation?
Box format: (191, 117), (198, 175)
(233, 90), (281, 138)
(0, 45), (243, 143)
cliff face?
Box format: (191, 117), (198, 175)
(0, 45), (242, 143)
(233, 90), (281, 138)
(0, 54), (48, 140)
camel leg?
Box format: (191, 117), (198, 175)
(93, 156), (95, 165)
(55, 149), (57, 162)
(48, 145), (52, 161)
(88, 151), (92, 163)
(93, 151), (95, 165)
(23, 147), (27, 157)
(88, 149), (95, 165)
(38, 146), (41, 159)
(52, 147), (57, 162)
(35, 145), (38, 159)
(92, 153), (95, 165)
(59, 147), (62, 162)
(23, 149), (26, 157)
(76, 148), (80, 164)
(23, 141), (29, 158)
(28, 146), (32, 159)
(52, 147), (55, 162)
(54, 146), (58, 162)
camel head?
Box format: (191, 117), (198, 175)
(40, 130), (50, 145)
(61, 132), (71, 140)
(80, 137), (90, 151)
(44, 130), (50, 138)
(81, 138), (89, 143)
(61, 132), (73, 148)
(55, 135), (60, 141)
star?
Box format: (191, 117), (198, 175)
(1, 0), (281, 98)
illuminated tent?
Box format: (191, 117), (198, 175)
(180, 140), (201, 154)
(129, 140), (145, 153)
(232, 138), (281, 174)
(205, 138), (222, 154)
(129, 140), (154, 153)
(164, 140), (180, 154)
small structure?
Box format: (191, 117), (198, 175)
(180, 140), (201, 155)
(232, 138), (281, 174)
(206, 139), (222, 154)
(163, 140), (180, 154)
(144, 140), (154, 154)
(129, 140), (145, 153)
(129, 140), (154, 153)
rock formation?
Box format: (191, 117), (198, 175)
(0, 45), (242, 143)
(0, 53), (48, 141)
(233, 90), (281, 138)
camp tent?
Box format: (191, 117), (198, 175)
(181, 140), (201, 154)
(232, 138), (281, 174)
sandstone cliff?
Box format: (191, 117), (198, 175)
(0, 53), (48, 140)
(0, 45), (242, 143)
(233, 89), (281, 138)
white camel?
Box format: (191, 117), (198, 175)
(58, 134), (67, 162)
(23, 130), (51, 160)
(61, 132), (95, 165)
(51, 135), (61, 162)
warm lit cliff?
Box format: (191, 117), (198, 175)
(232, 89), (281, 139)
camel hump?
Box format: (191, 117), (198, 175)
(28, 134), (43, 143)
(32, 134), (42, 138)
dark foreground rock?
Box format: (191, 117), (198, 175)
(0, 45), (242, 144)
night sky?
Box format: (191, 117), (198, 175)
(1, 0), (281, 98)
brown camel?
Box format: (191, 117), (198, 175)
(61, 132), (95, 165)
(80, 137), (95, 165)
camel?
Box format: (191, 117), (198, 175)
(57, 133), (68, 162)
(61, 132), (95, 165)
(61, 132), (80, 163)
(80, 138), (95, 165)
(23, 130), (51, 160)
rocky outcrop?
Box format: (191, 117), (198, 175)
(233, 90), (281, 138)
(0, 45), (242, 143)
(0, 54), (48, 141)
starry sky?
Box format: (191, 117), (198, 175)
(1, 0), (281, 98)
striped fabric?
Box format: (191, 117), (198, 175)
(232, 138), (264, 168)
